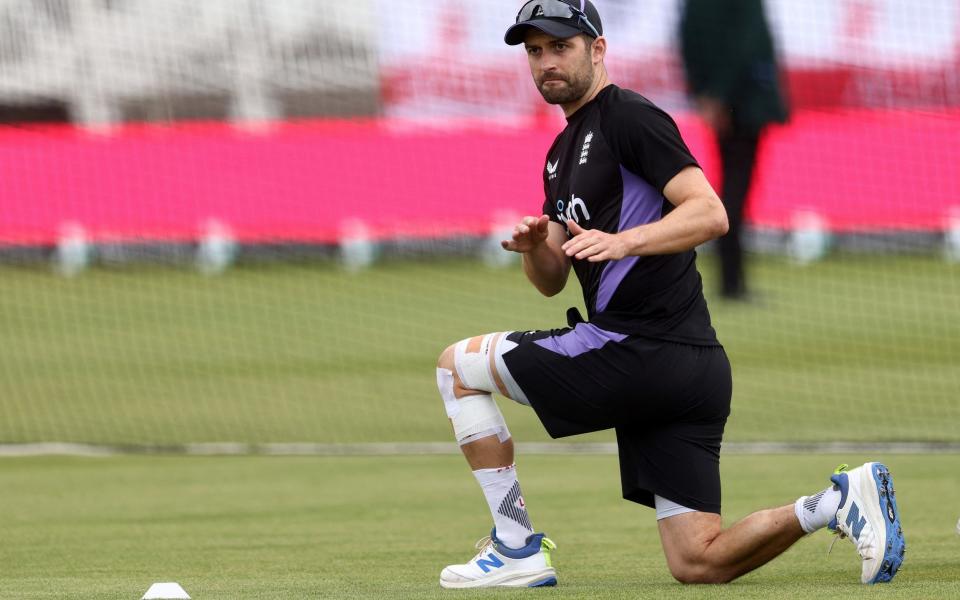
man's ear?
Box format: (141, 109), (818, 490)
(591, 36), (606, 63)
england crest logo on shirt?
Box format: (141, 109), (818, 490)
(580, 131), (593, 165)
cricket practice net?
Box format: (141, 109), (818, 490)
(1, 0), (958, 448)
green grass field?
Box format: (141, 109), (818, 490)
(3, 454), (959, 599)
(0, 253), (957, 444)
(2, 253), (959, 598)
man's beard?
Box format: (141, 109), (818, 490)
(537, 61), (594, 105)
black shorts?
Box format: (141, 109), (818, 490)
(501, 324), (732, 514)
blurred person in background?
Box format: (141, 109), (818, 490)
(433, 0), (902, 590)
(679, 0), (789, 301)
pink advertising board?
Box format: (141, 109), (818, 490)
(1, 109), (958, 245)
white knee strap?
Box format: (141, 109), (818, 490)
(436, 368), (509, 445)
(454, 334), (498, 393)
(454, 333), (529, 405)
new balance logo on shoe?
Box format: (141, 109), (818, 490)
(846, 502), (867, 540)
(476, 553), (505, 573)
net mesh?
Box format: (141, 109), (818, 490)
(0, 0), (958, 445)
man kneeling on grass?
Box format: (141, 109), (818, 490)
(433, 0), (905, 589)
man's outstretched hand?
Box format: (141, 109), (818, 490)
(562, 219), (630, 261)
(502, 215), (551, 253)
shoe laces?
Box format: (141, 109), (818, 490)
(474, 536), (493, 552)
(827, 530), (846, 555)
(467, 535), (495, 563)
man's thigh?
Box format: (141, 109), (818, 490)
(447, 331), (530, 404)
(499, 325), (638, 437)
(501, 327), (731, 438)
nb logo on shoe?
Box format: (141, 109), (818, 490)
(476, 553), (504, 573)
(846, 502), (867, 540)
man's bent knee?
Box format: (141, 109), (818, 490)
(437, 340), (483, 398)
(438, 334), (525, 400)
(667, 560), (735, 585)
(436, 337), (511, 446)
(659, 511), (732, 584)
(437, 344), (455, 371)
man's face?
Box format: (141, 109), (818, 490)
(523, 30), (595, 105)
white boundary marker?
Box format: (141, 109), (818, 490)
(1, 441), (959, 457)
(142, 582), (190, 599)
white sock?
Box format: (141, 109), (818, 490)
(473, 464), (534, 549)
(794, 485), (842, 533)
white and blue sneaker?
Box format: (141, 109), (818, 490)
(829, 462), (905, 583)
(439, 528), (557, 589)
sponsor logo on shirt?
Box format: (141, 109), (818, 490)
(556, 193), (591, 228)
(546, 158), (559, 180)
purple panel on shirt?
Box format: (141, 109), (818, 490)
(534, 322), (628, 357)
(594, 166), (665, 313)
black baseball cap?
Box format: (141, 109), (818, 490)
(504, 0), (604, 46)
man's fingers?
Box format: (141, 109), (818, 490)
(502, 215), (553, 253)
(575, 243), (604, 260)
(536, 215), (550, 233)
(565, 234), (615, 260)
(564, 237), (594, 257)
(587, 250), (609, 262)
(558, 221), (623, 261)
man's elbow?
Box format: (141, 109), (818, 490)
(709, 197), (729, 239)
(525, 254), (570, 297)
(714, 210), (729, 238)
(536, 280), (566, 297)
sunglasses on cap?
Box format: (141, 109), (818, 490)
(515, 0), (601, 39)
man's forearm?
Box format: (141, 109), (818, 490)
(522, 242), (570, 297)
(623, 194), (728, 256)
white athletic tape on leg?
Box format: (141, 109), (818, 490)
(460, 427), (511, 446)
(451, 394), (509, 445)
(454, 335), (498, 393)
(455, 334), (530, 406)
(438, 367), (509, 444)
(436, 368), (460, 419)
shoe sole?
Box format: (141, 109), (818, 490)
(868, 463), (905, 583)
(439, 568), (557, 589)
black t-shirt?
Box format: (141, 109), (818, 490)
(542, 84), (719, 346)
